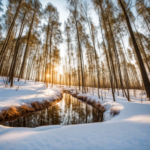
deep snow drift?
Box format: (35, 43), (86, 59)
(0, 80), (150, 150)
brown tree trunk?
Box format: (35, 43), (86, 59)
(0, 0), (22, 64)
(49, 26), (53, 87)
(18, 10), (36, 81)
(45, 17), (51, 86)
(75, 21), (84, 93)
(133, 22), (150, 72)
(9, 12), (26, 86)
(98, 7), (116, 101)
(118, 0), (150, 98)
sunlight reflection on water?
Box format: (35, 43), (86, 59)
(1, 93), (104, 128)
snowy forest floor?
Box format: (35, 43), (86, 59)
(0, 78), (150, 150)
(0, 77), (63, 121)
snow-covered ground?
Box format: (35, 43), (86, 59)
(0, 77), (62, 115)
(0, 81), (150, 150)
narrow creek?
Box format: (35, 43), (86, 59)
(1, 93), (104, 128)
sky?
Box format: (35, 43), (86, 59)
(0, 0), (100, 75)
(0, 0), (99, 57)
(40, 0), (99, 58)
(0, 0), (139, 72)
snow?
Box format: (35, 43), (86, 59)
(61, 87), (150, 122)
(0, 82), (150, 150)
(0, 77), (62, 112)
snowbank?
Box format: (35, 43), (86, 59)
(61, 86), (150, 119)
(0, 77), (63, 121)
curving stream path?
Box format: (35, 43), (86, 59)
(1, 93), (104, 127)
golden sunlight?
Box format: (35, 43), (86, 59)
(55, 67), (58, 71)
(47, 74), (50, 77)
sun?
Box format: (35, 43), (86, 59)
(55, 67), (58, 71)
(47, 74), (50, 77)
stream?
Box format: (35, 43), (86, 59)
(1, 93), (104, 128)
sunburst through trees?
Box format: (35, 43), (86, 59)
(0, 0), (150, 101)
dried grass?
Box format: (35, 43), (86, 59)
(0, 114), (4, 121)
(92, 100), (96, 106)
(19, 105), (35, 114)
(110, 109), (120, 116)
(0, 96), (63, 122)
(95, 102), (101, 109)
(83, 97), (87, 102)
(31, 102), (40, 110)
(77, 95), (83, 100)
(39, 103), (44, 110)
(45, 100), (52, 108)
(1, 107), (20, 120)
(63, 90), (70, 94)
(67, 91), (106, 113)
(72, 92), (79, 97)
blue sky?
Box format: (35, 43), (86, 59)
(0, 0), (140, 74)
(0, 0), (98, 30)
(0, 0), (99, 73)
(0, 0), (70, 58)
(0, 0), (70, 28)
(0, 0), (98, 50)
(0, 0), (135, 62)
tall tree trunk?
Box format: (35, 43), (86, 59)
(9, 12), (26, 86)
(98, 7), (116, 101)
(75, 20), (84, 93)
(49, 26), (53, 87)
(107, 16), (124, 97)
(118, 0), (150, 98)
(133, 22), (150, 72)
(45, 17), (51, 86)
(0, 0), (22, 64)
(18, 10), (36, 81)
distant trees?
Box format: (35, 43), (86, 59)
(0, 0), (23, 68)
(135, 0), (150, 33)
(18, 0), (42, 82)
(81, 2), (100, 98)
(43, 3), (62, 87)
(60, 0), (150, 100)
(51, 46), (61, 87)
(67, 0), (86, 93)
(64, 19), (72, 87)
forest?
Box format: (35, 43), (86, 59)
(0, 0), (150, 100)
(0, 0), (150, 149)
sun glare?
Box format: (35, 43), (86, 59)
(55, 67), (58, 71)
(47, 74), (50, 77)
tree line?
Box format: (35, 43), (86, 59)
(0, 0), (150, 101)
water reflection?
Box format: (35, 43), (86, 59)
(1, 93), (103, 128)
